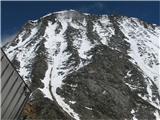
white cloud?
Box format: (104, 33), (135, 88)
(78, 2), (105, 13)
(1, 33), (17, 47)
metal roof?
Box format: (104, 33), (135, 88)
(1, 48), (31, 120)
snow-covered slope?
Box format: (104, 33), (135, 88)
(118, 16), (160, 119)
(3, 10), (160, 120)
(119, 17), (160, 94)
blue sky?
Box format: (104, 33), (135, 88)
(1, 1), (160, 43)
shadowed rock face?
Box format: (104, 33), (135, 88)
(3, 10), (160, 120)
(58, 45), (156, 120)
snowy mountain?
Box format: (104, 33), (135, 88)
(3, 10), (160, 120)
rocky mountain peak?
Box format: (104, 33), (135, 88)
(3, 10), (160, 120)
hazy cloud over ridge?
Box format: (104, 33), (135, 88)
(1, 33), (17, 47)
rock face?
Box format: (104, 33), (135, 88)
(3, 10), (160, 120)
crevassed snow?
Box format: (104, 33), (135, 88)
(118, 17), (160, 110)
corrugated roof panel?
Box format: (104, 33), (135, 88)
(1, 49), (31, 120)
